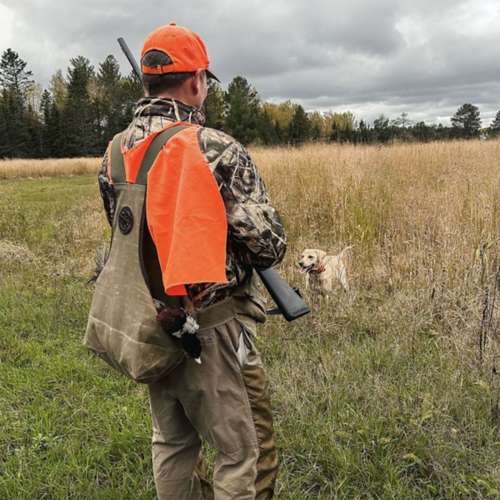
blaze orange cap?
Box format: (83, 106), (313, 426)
(141, 22), (219, 81)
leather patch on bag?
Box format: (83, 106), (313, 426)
(118, 206), (134, 235)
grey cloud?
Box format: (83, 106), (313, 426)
(0, 0), (499, 123)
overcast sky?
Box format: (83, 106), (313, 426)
(0, 0), (499, 125)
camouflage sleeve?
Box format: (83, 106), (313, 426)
(98, 143), (115, 227)
(200, 129), (287, 269)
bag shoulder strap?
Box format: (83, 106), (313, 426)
(110, 124), (190, 185)
(135, 124), (189, 185)
(110, 133), (126, 184)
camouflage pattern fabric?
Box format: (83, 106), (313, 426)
(98, 97), (287, 308)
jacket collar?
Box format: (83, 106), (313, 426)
(134, 97), (206, 126)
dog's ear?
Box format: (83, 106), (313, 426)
(315, 249), (327, 263)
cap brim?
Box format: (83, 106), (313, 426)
(206, 69), (220, 83)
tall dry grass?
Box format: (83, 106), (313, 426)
(0, 157), (99, 179)
(253, 140), (500, 360)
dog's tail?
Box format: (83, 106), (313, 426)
(339, 245), (354, 257)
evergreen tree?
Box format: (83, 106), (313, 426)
(274, 121), (284, 144)
(257, 110), (279, 145)
(0, 92), (9, 156)
(61, 56), (96, 156)
(310, 121), (322, 141)
(224, 76), (260, 145)
(40, 89), (64, 157)
(451, 103), (481, 139)
(0, 88), (32, 157)
(24, 101), (43, 158)
(96, 55), (124, 148)
(489, 111), (500, 138)
(412, 121), (433, 142)
(373, 115), (392, 143)
(204, 79), (225, 130)
(357, 120), (370, 143)
(0, 49), (35, 157)
(0, 48), (33, 96)
(288, 105), (310, 145)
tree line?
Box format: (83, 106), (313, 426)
(1, 48), (499, 158)
(213, 79), (499, 146)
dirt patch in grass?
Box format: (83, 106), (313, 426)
(0, 240), (37, 264)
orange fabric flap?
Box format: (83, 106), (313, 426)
(122, 122), (184, 184)
(146, 126), (228, 296)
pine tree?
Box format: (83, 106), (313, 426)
(224, 76), (260, 145)
(412, 121), (433, 142)
(0, 93), (9, 156)
(357, 120), (370, 143)
(204, 79), (225, 130)
(373, 115), (392, 143)
(40, 89), (64, 157)
(257, 110), (279, 145)
(489, 111), (500, 138)
(61, 56), (96, 156)
(96, 55), (124, 149)
(0, 48), (33, 96)
(451, 103), (481, 139)
(0, 49), (35, 157)
(288, 105), (311, 145)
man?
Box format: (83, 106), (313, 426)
(97, 23), (286, 499)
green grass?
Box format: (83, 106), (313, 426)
(0, 174), (499, 499)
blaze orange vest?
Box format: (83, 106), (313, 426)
(109, 122), (229, 296)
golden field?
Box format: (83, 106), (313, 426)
(0, 157), (99, 179)
(0, 139), (499, 498)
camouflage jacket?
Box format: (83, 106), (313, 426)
(98, 97), (287, 308)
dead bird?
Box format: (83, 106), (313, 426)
(156, 306), (202, 364)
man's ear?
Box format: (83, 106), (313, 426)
(191, 69), (204, 95)
(189, 73), (199, 95)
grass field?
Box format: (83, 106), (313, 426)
(0, 140), (499, 499)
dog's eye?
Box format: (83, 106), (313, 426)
(308, 256), (313, 259)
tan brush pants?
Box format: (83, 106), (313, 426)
(148, 304), (278, 499)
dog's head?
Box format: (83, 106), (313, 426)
(298, 249), (326, 274)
